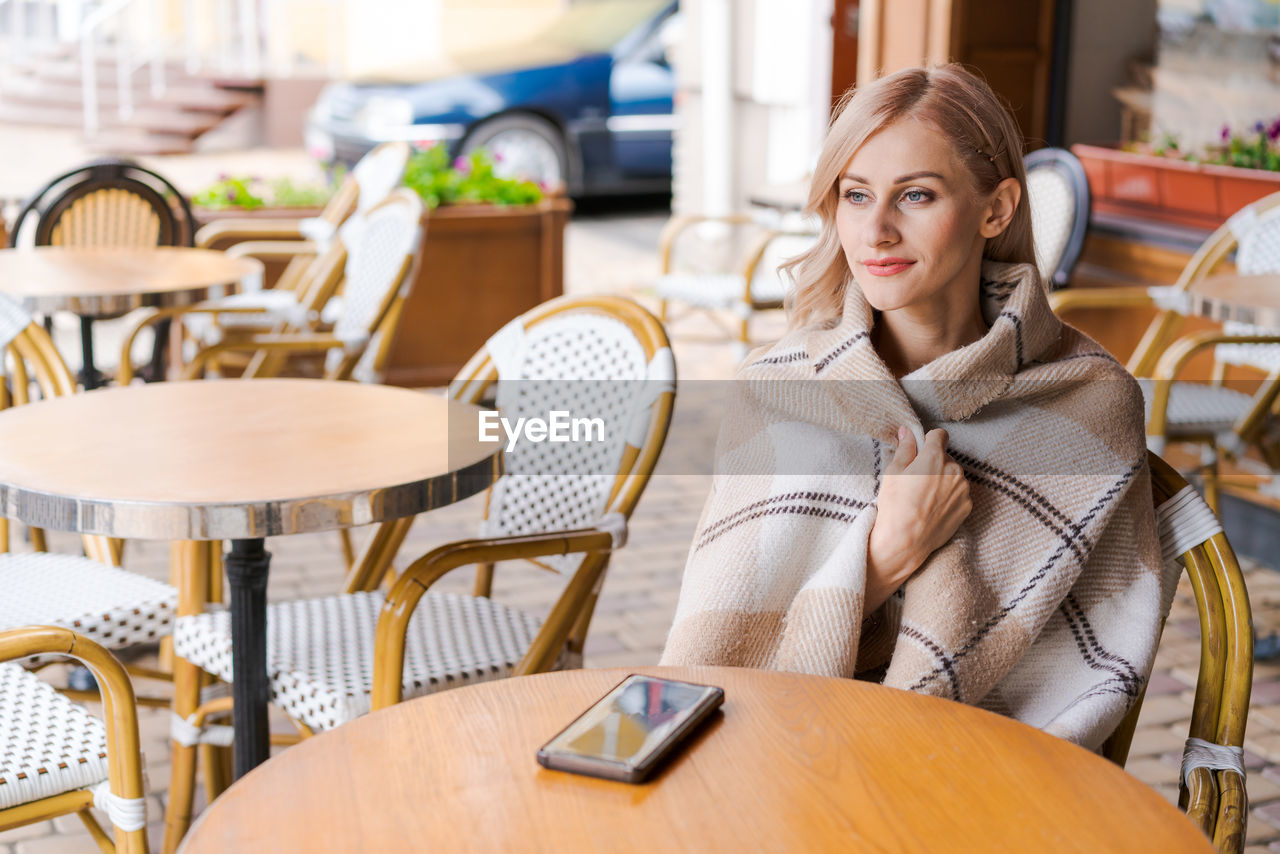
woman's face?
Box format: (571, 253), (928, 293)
(835, 118), (997, 315)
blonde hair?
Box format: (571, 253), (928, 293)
(784, 64), (1035, 330)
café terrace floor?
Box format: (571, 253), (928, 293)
(6, 204), (1280, 853)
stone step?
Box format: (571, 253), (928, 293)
(83, 129), (195, 155)
(0, 77), (255, 113)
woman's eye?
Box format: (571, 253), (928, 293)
(843, 189), (868, 203)
(903, 189), (930, 203)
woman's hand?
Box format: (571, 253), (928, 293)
(865, 427), (972, 611)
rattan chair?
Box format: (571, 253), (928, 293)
(0, 626), (150, 853)
(1100, 453), (1251, 853)
(1050, 191), (1280, 510)
(177, 142), (411, 348)
(1024, 147), (1090, 289)
(0, 295), (177, 702)
(118, 188), (424, 385)
(8, 158), (197, 387)
(161, 295), (675, 845)
(653, 213), (815, 357)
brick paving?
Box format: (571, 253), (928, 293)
(6, 200), (1280, 852)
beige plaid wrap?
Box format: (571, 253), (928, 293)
(661, 260), (1174, 748)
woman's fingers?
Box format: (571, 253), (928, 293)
(887, 426), (917, 471)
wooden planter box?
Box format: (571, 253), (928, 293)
(383, 197), (572, 388)
(1073, 143), (1280, 230)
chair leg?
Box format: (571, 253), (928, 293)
(164, 656), (203, 854)
(473, 562), (495, 598)
(658, 299), (669, 322)
(1203, 448), (1222, 515)
(338, 528), (357, 570)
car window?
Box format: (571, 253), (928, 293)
(625, 12), (679, 66)
(535, 0), (673, 53)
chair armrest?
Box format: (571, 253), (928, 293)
(225, 240), (321, 263)
(181, 332), (348, 379)
(738, 229), (817, 304)
(117, 305), (297, 385)
(371, 527), (618, 709)
(0, 627), (146, 807)
(1147, 330), (1280, 446)
(658, 212), (759, 274)
(195, 218), (309, 248)
(1048, 286), (1158, 314)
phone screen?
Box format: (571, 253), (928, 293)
(541, 674), (721, 768)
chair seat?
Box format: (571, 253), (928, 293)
(0, 663), (109, 809)
(183, 289), (304, 343)
(173, 591), (547, 732)
(0, 553), (176, 650)
(1138, 379), (1256, 436)
(654, 271), (786, 309)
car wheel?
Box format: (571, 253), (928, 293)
(461, 115), (569, 191)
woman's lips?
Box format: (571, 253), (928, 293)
(862, 259), (915, 277)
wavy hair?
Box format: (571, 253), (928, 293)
(783, 64), (1036, 330)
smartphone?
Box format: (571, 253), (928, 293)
(536, 674), (725, 783)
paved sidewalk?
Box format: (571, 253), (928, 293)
(6, 199), (1280, 852)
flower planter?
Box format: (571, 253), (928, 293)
(382, 196), (572, 388)
(194, 205), (326, 289)
(1072, 143), (1280, 230)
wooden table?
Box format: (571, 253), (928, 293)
(179, 666), (1213, 853)
(0, 246), (262, 387)
(1190, 272), (1280, 328)
(0, 379), (500, 777)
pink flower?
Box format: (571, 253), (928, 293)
(412, 139), (436, 150)
(454, 156), (470, 172)
(1221, 124), (1231, 142)
(492, 152), (504, 162)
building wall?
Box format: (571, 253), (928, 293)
(1063, 0), (1158, 145)
(672, 0), (834, 215)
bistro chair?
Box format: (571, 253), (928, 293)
(1050, 191), (1280, 511)
(177, 142), (411, 350)
(8, 159), (195, 250)
(1100, 452), (1251, 853)
(117, 188), (424, 386)
(653, 212), (815, 356)
(0, 626), (150, 853)
(162, 295), (675, 844)
(0, 294), (178, 702)
(1024, 146), (1090, 289)
(8, 158), (197, 386)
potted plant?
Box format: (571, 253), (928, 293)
(190, 173), (336, 225)
(1073, 117), (1280, 231)
(386, 143), (573, 387)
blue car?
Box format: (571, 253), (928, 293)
(305, 0), (678, 196)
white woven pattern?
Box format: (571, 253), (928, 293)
(1027, 166), (1075, 284)
(353, 144), (410, 214)
(182, 289), (305, 345)
(90, 780), (147, 832)
(1156, 486), (1224, 564)
(1138, 378), (1254, 435)
(0, 663), (109, 809)
(0, 552), (176, 650)
(0, 293), (30, 350)
(483, 313), (649, 571)
(325, 200), (418, 374)
(1215, 202), (1280, 370)
(174, 590), (545, 731)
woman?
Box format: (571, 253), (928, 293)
(661, 65), (1171, 750)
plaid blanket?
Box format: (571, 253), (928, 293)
(661, 261), (1174, 748)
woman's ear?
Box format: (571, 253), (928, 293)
(979, 176), (1022, 239)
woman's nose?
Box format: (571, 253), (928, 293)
(864, 204), (898, 246)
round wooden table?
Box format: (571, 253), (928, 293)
(0, 379), (500, 776)
(1189, 272), (1280, 328)
(179, 666), (1213, 853)
(0, 246), (262, 387)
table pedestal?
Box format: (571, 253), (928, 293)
(224, 538), (271, 778)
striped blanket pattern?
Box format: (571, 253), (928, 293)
(661, 261), (1175, 748)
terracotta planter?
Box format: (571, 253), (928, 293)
(1072, 143), (1280, 230)
(382, 197), (572, 388)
